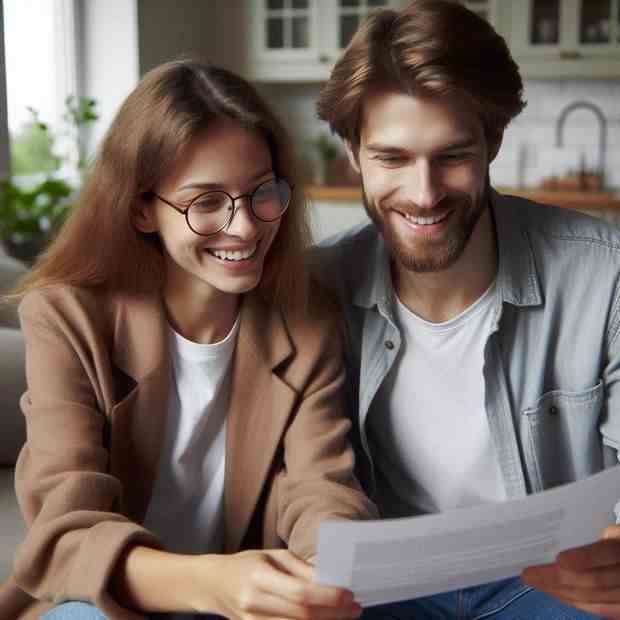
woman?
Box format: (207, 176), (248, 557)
(0, 60), (376, 620)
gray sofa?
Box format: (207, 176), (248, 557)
(0, 252), (28, 581)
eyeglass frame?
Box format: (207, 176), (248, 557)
(148, 177), (293, 237)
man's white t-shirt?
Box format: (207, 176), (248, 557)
(369, 281), (507, 517)
(143, 318), (239, 558)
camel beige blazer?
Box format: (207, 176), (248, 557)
(0, 285), (376, 620)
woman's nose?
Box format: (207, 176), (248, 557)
(225, 197), (259, 238)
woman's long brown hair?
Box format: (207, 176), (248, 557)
(9, 60), (311, 313)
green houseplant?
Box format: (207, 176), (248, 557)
(0, 96), (98, 263)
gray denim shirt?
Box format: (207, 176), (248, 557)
(311, 190), (620, 505)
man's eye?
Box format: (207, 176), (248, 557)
(375, 155), (404, 163)
(440, 152), (471, 163)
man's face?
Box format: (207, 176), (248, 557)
(349, 90), (495, 273)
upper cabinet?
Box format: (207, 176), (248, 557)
(243, 0), (619, 82)
(459, 0), (498, 25)
(508, 0), (620, 77)
(245, 0), (406, 81)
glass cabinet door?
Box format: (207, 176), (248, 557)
(265, 0), (313, 51)
(578, 0), (615, 45)
(530, 0), (561, 45)
(338, 0), (388, 49)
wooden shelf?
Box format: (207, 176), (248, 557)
(304, 185), (620, 210)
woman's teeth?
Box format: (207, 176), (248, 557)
(404, 212), (450, 225)
(208, 245), (257, 261)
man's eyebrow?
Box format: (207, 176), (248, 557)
(364, 143), (407, 154)
(176, 168), (273, 193)
(440, 137), (478, 151)
(364, 137), (479, 154)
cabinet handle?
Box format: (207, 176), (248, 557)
(318, 54), (331, 63)
(559, 50), (582, 60)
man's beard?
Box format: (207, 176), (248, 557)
(361, 183), (489, 273)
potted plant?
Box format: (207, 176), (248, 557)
(0, 96), (98, 263)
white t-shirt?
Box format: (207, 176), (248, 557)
(369, 281), (507, 517)
(143, 317), (239, 559)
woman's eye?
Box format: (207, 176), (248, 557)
(193, 195), (228, 211)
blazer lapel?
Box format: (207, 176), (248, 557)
(109, 293), (171, 523)
(224, 293), (296, 552)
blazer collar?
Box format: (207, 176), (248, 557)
(224, 292), (297, 551)
(111, 291), (170, 382)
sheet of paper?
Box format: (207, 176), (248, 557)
(316, 465), (620, 608)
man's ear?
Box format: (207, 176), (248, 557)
(344, 139), (361, 174)
(132, 197), (159, 234)
(488, 131), (504, 163)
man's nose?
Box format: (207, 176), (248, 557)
(406, 160), (445, 209)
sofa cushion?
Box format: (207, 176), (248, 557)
(0, 254), (27, 329)
(0, 329), (26, 465)
(0, 467), (25, 581)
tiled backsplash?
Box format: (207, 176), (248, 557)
(259, 79), (620, 191)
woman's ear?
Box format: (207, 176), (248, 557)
(132, 197), (159, 234)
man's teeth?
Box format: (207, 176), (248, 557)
(209, 245), (257, 261)
(404, 212), (449, 225)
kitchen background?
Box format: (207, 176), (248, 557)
(2, 0), (620, 251)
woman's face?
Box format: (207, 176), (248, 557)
(136, 119), (282, 302)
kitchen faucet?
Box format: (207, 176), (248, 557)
(555, 100), (607, 186)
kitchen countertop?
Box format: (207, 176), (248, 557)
(305, 185), (620, 210)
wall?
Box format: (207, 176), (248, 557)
(137, 0), (246, 75)
(78, 0), (140, 153)
(495, 80), (620, 190)
(79, 0), (244, 156)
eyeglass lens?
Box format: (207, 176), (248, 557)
(187, 178), (291, 235)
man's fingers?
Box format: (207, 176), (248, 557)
(603, 524), (620, 541)
(555, 539), (620, 571)
(523, 562), (620, 592)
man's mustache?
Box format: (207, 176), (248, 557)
(381, 193), (472, 218)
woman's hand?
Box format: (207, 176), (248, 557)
(192, 549), (362, 620)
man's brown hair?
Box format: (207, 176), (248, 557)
(317, 0), (526, 149)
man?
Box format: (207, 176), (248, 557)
(312, 1), (620, 618)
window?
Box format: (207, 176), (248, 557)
(1, 0), (78, 177)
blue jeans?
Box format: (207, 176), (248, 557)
(40, 603), (107, 619)
(361, 577), (601, 619)
(40, 602), (225, 619)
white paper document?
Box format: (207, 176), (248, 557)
(316, 465), (620, 608)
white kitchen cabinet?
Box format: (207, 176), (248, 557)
(245, 0), (407, 81)
(509, 0), (620, 78)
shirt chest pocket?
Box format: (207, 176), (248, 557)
(520, 381), (605, 492)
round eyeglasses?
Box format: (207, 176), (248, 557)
(151, 177), (292, 237)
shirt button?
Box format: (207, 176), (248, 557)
(385, 340), (395, 350)
(549, 406), (558, 415)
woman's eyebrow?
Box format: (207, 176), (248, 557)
(176, 168), (274, 193)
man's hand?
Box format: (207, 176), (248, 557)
(521, 524), (620, 619)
